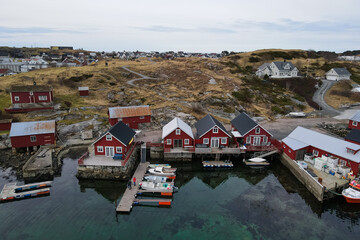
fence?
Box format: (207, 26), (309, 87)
(78, 151), (89, 165)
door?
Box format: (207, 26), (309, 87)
(105, 147), (114, 157)
(253, 137), (261, 146)
(211, 138), (219, 148)
(295, 149), (306, 160)
(174, 139), (182, 148)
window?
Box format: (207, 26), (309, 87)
(176, 129), (181, 135)
(116, 147), (122, 153)
(221, 138), (227, 144)
(353, 121), (358, 126)
(255, 127), (260, 134)
(167, 139), (171, 145)
(263, 136), (268, 143)
(246, 137), (251, 144)
(14, 96), (20, 101)
(203, 138), (209, 144)
(313, 150), (319, 156)
(184, 139), (189, 145)
(30, 136), (36, 142)
(213, 127), (218, 133)
(289, 149), (291, 153)
(106, 134), (112, 141)
(97, 146), (104, 152)
(139, 116), (145, 119)
(38, 96), (47, 101)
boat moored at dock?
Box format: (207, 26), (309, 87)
(342, 180), (360, 203)
(147, 167), (176, 176)
(244, 157), (270, 166)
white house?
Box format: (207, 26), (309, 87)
(325, 68), (351, 81)
(256, 61), (299, 78)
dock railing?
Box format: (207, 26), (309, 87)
(78, 151), (89, 165)
(122, 142), (139, 166)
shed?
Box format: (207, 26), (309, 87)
(78, 87), (89, 96)
(162, 117), (194, 149)
(108, 105), (151, 129)
(0, 119), (12, 131)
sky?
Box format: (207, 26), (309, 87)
(0, 0), (359, 52)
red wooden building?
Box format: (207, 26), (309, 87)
(78, 87), (89, 96)
(162, 117), (194, 149)
(93, 121), (136, 158)
(9, 85), (53, 104)
(108, 105), (151, 129)
(9, 120), (56, 149)
(348, 111), (360, 130)
(0, 119), (12, 131)
(282, 126), (360, 176)
(231, 112), (273, 147)
(194, 114), (230, 148)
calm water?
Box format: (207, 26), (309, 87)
(0, 157), (359, 240)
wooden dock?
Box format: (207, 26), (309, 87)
(0, 181), (52, 202)
(116, 162), (150, 213)
(133, 198), (172, 206)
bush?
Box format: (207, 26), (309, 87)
(109, 82), (116, 86)
(232, 89), (253, 102)
(249, 57), (259, 62)
(271, 106), (285, 115)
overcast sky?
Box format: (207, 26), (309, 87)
(0, 0), (359, 52)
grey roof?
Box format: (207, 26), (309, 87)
(78, 87), (89, 91)
(282, 126), (360, 163)
(195, 114), (229, 138)
(282, 137), (309, 150)
(333, 68), (351, 75)
(273, 61), (296, 71)
(10, 85), (52, 92)
(10, 120), (56, 137)
(345, 129), (360, 144)
(349, 111), (360, 122)
(258, 63), (270, 71)
(231, 112), (258, 136)
(108, 121), (136, 146)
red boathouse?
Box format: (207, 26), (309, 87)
(348, 111), (360, 130)
(162, 117), (194, 149)
(93, 121), (136, 158)
(78, 87), (89, 96)
(194, 114), (230, 148)
(9, 120), (56, 149)
(108, 105), (151, 129)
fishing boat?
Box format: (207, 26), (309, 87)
(148, 164), (172, 169)
(144, 176), (168, 183)
(342, 180), (360, 203)
(148, 167), (176, 176)
(243, 157), (270, 166)
(139, 181), (176, 191)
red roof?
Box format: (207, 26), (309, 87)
(0, 69), (8, 74)
(108, 105), (151, 118)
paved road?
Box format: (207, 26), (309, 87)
(122, 66), (158, 86)
(312, 79), (341, 116)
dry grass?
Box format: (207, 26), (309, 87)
(324, 80), (359, 109)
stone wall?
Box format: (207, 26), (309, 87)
(281, 153), (324, 202)
(76, 146), (140, 180)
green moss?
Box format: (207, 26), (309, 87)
(54, 94), (85, 109)
(0, 93), (11, 112)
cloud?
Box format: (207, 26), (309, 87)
(0, 26), (84, 35)
(135, 25), (235, 34)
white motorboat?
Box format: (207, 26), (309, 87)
(244, 157), (270, 166)
(342, 180), (360, 204)
(147, 167), (176, 176)
(144, 176), (168, 183)
(139, 181), (175, 191)
(148, 164), (172, 169)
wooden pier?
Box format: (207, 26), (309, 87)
(0, 181), (52, 202)
(116, 162), (150, 213)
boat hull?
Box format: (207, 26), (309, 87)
(342, 194), (360, 203)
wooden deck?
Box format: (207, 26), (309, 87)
(116, 162), (150, 213)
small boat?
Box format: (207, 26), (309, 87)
(342, 180), (360, 203)
(148, 164), (172, 169)
(139, 181), (175, 191)
(144, 176), (168, 183)
(148, 167), (176, 176)
(243, 157), (270, 166)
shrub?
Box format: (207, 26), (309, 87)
(232, 89), (253, 102)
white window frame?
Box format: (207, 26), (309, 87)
(353, 121), (358, 126)
(30, 136), (37, 142)
(221, 138), (227, 144)
(213, 127), (218, 133)
(203, 138), (209, 144)
(167, 139), (171, 145)
(313, 150), (319, 156)
(246, 137), (251, 144)
(176, 129), (181, 135)
(97, 146), (104, 152)
(255, 127), (260, 134)
(14, 96), (20, 101)
(106, 134), (112, 141)
(116, 147), (122, 153)
(38, 95), (47, 101)
(184, 139), (189, 145)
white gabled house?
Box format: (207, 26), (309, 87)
(325, 68), (351, 81)
(256, 61), (299, 78)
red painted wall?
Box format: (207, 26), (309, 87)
(282, 142), (307, 159)
(11, 91), (53, 104)
(0, 122), (11, 131)
(94, 133), (131, 156)
(196, 127), (229, 147)
(239, 126), (272, 145)
(109, 115), (151, 129)
(348, 120), (360, 130)
(79, 90), (89, 96)
(164, 128), (194, 148)
(11, 133), (56, 148)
